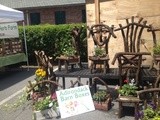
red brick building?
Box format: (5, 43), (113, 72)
(0, 0), (86, 25)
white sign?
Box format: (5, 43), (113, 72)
(56, 85), (95, 118)
(0, 22), (19, 38)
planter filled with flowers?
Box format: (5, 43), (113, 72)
(91, 77), (112, 111)
(138, 103), (160, 120)
(26, 68), (62, 120)
(92, 90), (112, 111)
(117, 79), (138, 97)
(33, 93), (60, 119)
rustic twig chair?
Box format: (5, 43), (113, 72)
(56, 26), (84, 73)
(136, 87), (160, 119)
(34, 50), (55, 80)
(87, 23), (116, 73)
(112, 16), (155, 89)
(111, 16), (159, 120)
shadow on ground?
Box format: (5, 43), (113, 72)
(0, 68), (35, 91)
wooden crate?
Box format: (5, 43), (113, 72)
(0, 39), (23, 56)
(11, 39), (23, 53)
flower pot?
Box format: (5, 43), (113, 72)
(33, 108), (59, 120)
(93, 97), (112, 111)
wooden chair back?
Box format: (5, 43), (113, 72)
(27, 80), (62, 102)
(115, 16), (156, 52)
(34, 50), (54, 79)
(112, 52), (150, 88)
(87, 23), (116, 54)
(112, 16), (159, 88)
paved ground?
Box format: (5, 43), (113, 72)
(0, 67), (134, 120)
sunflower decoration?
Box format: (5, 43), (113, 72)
(35, 68), (46, 81)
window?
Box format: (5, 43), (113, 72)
(30, 13), (41, 25)
(55, 11), (66, 24)
(82, 10), (86, 23)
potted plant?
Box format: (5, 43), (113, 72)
(27, 68), (61, 119)
(33, 94), (60, 119)
(62, 46), (77, 57)
(92, 90), (112, 111)
(117, 79), (138, 96)
(137, 103), (160, 120)
(94, 46), (106, 57)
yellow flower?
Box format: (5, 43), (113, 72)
(35, 69), (41, 75)
(35, 68), (46, 77)
(41, 71), (46, 77)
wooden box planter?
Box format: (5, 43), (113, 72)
(94, 96), (112, 111)
(92, 77), (112, 111)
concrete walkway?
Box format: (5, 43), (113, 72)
(0, 68), (134, 120)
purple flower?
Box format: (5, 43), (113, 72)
(135, 111), (144, 119)
(148, 102), (156, 110)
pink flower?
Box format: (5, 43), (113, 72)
(124, 79), (129, 83)
(51, 92), (57, 100)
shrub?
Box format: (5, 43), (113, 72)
(19, 23), (87, 65)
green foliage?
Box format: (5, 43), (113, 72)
(92, 90), (108, 103)
(2, 91), (28, 111)
(94, 47), (106, 57)
(118, 84), (138, 96)
(153, 44), (160, 55)
(19, 23), (87, 65)
(33, 96), (52, 111)
(62, 46), (76, 56)
(141, 105), (160, 120)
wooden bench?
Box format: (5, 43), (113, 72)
(54, 65), (157, 89)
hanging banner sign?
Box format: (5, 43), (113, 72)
(56, 85), (95, 118)
(0, 22), (19, 39)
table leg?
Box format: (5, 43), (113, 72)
(90, 62), (93, 73)
(104, 61), (107, 74)
(158, 62), (160, 76)
(89, 78), (92, 86)
(58, 60), (61, 71)
(77, 76), (81, 86)
(64, 60), (68, 73)
(62, 77), (65, 89)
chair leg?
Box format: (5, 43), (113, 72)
(118, 101), (123, 118)
(134, 102), (139, 120)
(71, 64), (74, 69)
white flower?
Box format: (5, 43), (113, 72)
(129, 78), (135, 86)
(49, 102), (53, 107)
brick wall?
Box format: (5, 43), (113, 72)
(22, 5), (85, 25)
